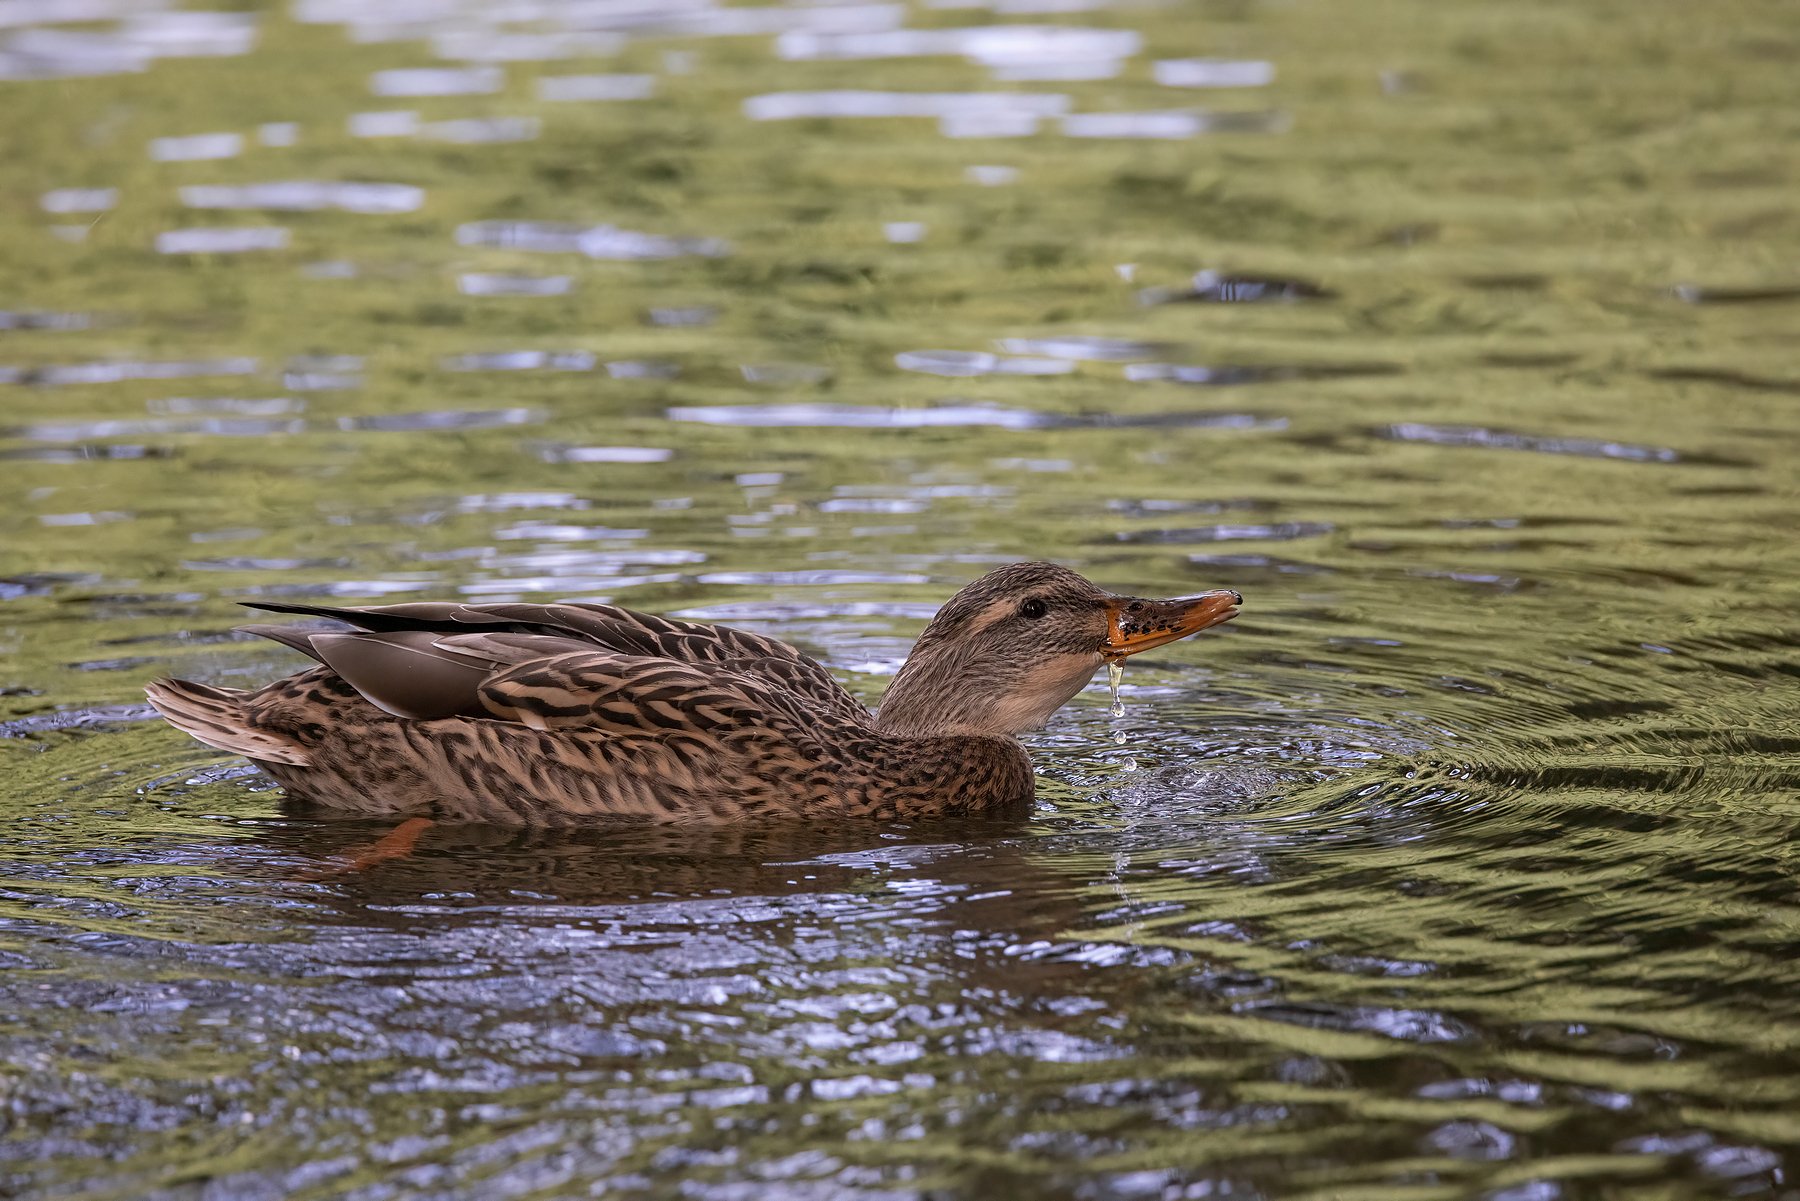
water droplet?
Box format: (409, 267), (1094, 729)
(1106, 659), (1127, 742)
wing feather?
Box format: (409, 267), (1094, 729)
(474, 651), (832, 740)
(238, 598), (870, 725)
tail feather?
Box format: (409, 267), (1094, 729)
(145, 678), (312, 767)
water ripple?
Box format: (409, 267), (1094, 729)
(1384, 423), (1684, 463)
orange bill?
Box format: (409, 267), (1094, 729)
(1103, 589), (1241, 658)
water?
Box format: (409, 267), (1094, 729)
(3, 0), (1800, 1196)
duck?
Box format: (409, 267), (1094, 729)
(146, 561), (1240, 825)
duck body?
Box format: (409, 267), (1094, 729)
(146, 563), (1238, 824)
(156, 661), (1033, 825)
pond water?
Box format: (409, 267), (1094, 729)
(4, 0), (1799, 1196)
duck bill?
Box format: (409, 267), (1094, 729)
(1103, 590), (1241, 659)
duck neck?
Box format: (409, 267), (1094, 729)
(864, 648), (1038, 813)
(873, 647), (999, 738)
(876, 641), (1101, 739)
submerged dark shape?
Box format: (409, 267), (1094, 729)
(146, 563), (1240, 824)
(1672, 282), (1800, 305)
(1140, 269), (1336, 306)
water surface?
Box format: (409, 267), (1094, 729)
(4, 0), (1799, 1197)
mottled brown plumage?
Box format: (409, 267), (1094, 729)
(145, 562), (1240, 824)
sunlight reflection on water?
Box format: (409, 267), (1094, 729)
(1, 0), (1798, 1196)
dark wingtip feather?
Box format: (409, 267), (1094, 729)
(234, 623), (329, 662)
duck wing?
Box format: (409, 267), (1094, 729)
(237, 599), (872, 726)
(469, 650), (835, 737)
(161, 642), (886, 822)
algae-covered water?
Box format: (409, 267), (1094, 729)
(4, 0), (1800, 1197)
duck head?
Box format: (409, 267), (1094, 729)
(874, 562), (1240, 738)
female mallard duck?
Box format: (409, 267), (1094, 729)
(147, 562), (1239, 824)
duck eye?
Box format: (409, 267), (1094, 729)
(1020, 598), (1048, 619)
